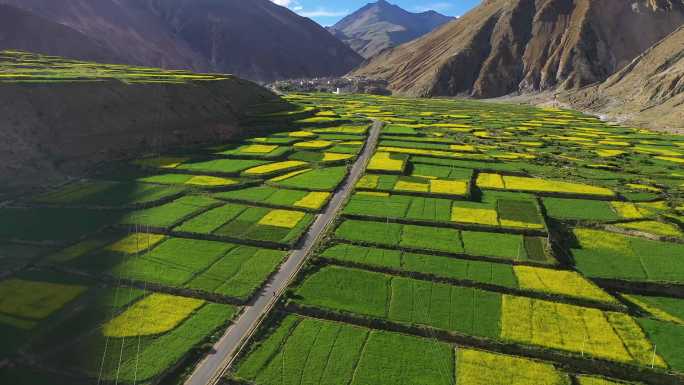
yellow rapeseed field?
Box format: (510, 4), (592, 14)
(322, 153), (353, 162)
(430, 179), (469, 196)
(294, 140), (333, 150)
(576, 375), (630, 385)
(241, 144), (278, 153)
(258, 209), (306, 228)
(288, 131), (317, 138)
(611, 202), (644, 219)
(596, 149), (626, 157)
(356, 174), (380, 189)
(244, 161), (307, 176)
(519, 141), (544, 147)
(0, 279), (87, 320)
(394, 180), (429, 192)
(599, 140), (630, 147)
(573, 228), (633, 254)
(513, 266), (617, 304)
(626, 183), (661, 192)
(105, 233), (165, 254)
(185, 175), (239, 186)
(451, 206), (499, 226)
(501, 296), (637, 364)
(103, 293), (204, 337)
(636, 200), (669, 215)
(293, 192), (330, 210)
(368, 152), (405, 172)
(616, 221), (682, 237)
(455, 349), (570, 385)
(502, 176), (615, 197)
(499, 218), (545, 230)
(656, 156), (684, 164)
(476, 173), (505, 189)
(449, 144), (477, 152)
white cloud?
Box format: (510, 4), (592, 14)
(270, 1), (348, 21)
(412, 2), (454, 13)
(298, 7), (350, 18)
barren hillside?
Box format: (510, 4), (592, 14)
(352, 0), (684, 98)
(562, 26), (684, 133)
(328, 0), (452, 58)
(0, 4), (120, 63)
(0, 0), (363, 82)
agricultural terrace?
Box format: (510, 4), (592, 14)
(0, 92), (371, 383)
(229, 93), (684, 385)
(0, 50), (229, 83)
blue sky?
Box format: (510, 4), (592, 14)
(271, 0), (481, 26)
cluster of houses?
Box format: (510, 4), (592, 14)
(269, 77), (390, 95)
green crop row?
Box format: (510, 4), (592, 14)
(335, 219), (553, 264)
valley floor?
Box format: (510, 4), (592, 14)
(1, 93), (683, 385)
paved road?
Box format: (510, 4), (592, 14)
(184, 120), (383, 385)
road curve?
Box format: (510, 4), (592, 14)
(184, 120), (383, 385)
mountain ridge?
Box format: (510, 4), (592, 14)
(0, 0), (363, 82)
(0, 4), (121, 63)
(561, 25), (684, 133)
(328, 0), (453, 59)
(352, 0), (684, 98)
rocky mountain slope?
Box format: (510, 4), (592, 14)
(562, 25), (684, 133)
(0, 4), (120, 63)
(328, 0), (452, 58)
(352, 0), (684, 98)
(0, 0), (362, 82)
(141, 0), (362, 82)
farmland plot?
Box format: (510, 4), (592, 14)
(107, 238), (285, 296)
(572, 228), (684, 283)
(216, 185), (331, 211)
(292, 266), (667, 367)
(232, 314), (455, 385)
(138, 173), (241, 188)
(268, 166), (349, 191)
(176, 202), (313, 246)
(119, 195), (220, 229)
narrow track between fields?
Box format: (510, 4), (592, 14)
(184, 119), (383, 385)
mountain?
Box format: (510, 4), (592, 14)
(0, 4), (120, 63)
(562, 25), (684, 133)
(139, 0), (363, 82)
(0, 0), (208, 71)
(328, 0), (453, 58)
(0, 0), (363, 82)
(352, 0), (684, 98)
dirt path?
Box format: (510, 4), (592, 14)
(184, 120), (383, 385)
